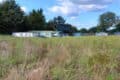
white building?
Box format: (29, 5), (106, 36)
(73, 32), (81, 37)
(31, 31), (61, 37)
(12, 31), (61, 38)
(95, 32), (108, 36)
(12, 32), (34, 37)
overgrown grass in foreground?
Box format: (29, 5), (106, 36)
(0, 36), (120, 80)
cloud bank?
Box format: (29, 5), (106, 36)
(0, 0), (5, 3)
(49, 0), (114, 17)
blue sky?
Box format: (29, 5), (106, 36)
(1, 0), (120, 29)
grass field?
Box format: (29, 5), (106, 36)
(0, 36), (120, 80)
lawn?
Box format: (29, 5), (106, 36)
(0, 36), (120, 80)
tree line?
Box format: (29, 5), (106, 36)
(0, 0), (77, 34)
(0, 0), (120, 35)
(80, 12), (120, 34)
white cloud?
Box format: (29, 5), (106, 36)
(49, 0), (114, 17)
(70, 0), (113, 5)
(79, 4), (107, 11)
(49, 0), (80, 17)
(0, 0), (5, 3)
(70, 16), (77, 20)
(20, 6), (27, 12)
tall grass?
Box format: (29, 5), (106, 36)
(0, 36), (120, 80)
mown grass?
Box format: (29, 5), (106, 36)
(0, 36), (120, 80)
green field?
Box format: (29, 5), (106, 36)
(0, 36), (120, 80)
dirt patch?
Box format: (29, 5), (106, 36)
(26, 58), (52, 80)
(0, 40), (11, 58)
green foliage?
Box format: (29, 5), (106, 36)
(98, 12), (116, 32)
(0, 0), (25, 34)
(106, 74), (115, 80)
(1, 36), (120, 79)
(53, 16), (66, 25)
(47, 16), (77, 34)
(0, 0), (78, 34)
(88, 53), (110, 67)
(46, 20), (56, 30)
(27, 9), (46, 30)
(51, 67), (65, 80)
(79, 28), (88, 33)
(66, 24), (78, 33)
(88, 27), (99, 33)
(115, 23), (120, 31)
(1, 0), (120, 35)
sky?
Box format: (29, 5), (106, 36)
(0, 0), (120, 29)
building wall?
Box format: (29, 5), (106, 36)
(73, 33), (81, 36)
(12, 32), (34, 37)
(12, 31), (61, 38)
(95, 32), (108, 36)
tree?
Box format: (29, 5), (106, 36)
(115, 23), (120, 31)
(46, 20), (56, 30)
(53, 16), (65, 25)
(65, 24), (77, 33)
(114, 16), (120, 32)
(0, 0), (25, 34)
(98, 12), (116, 32)
(79, 28), (88, 33)
(88, 27), (98, 33)
(27, 9), (46, 30)
(70, 26), (78, 32)
(46, 16), (77, 35)
(46, 16), (66, 30)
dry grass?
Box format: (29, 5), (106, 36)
(0, 36), (120, 80)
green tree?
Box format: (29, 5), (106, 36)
(27, 9), (46, 30)
(46, 20), (56, 30)
(0, 0), (25, 34)
(79, 28), (88, 33)
(98, 12), (116, 32)
(46, 16), (66, 30)
(53, 16), (66, 25)
(115, 23), (120, 31)
(65, 24), (77, 33)
(88, 27), (98, 33)
(46, 16), (77, 35)
(114, 16), (120, 32)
